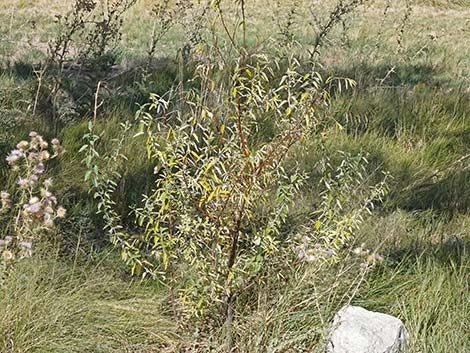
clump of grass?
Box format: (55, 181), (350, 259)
(361, 253), (470, 352)
(0, 247), (177, 352)
(352, 210), (470, 352)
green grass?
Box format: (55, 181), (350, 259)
(356, 211), (470, 352)
(369, 256), (470, 352)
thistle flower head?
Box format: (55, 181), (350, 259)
(34, 163), (45, 174)
(0, 196), (11, 209)
(29, 197), (40, 204)
(39, 151), (50, 161)
(18, 178), (29, 188)
(28, 152), (38, 161)
(2, 250), (14, 262)
(28, 202), (41, 214)
(43, 215), (54, 228)
(44, 178), (54, 188)
(6, 150), (23, 164)
(56, 206), (66, 218)
(53, 145), (66, 156)
(16, 141), (29, 151)
(41, 189), (52, 198)
(20, 241), (33, 250)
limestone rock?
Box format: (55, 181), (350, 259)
(327, 305), (408, 353)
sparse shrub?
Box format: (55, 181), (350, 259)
(309, 0), (370, 57)
(147, 0), (204, 63)
(48, 0), (137, 69)
(274, 0), (301, 44)
(82, 29), (388, 349)
(40, 0), (138, 127)
(76, 1), (399, 349)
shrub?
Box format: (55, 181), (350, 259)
(82, 3), (388, 350)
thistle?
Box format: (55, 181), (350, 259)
(1, 132), (66, 278)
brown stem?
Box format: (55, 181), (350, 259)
(168, 201), (178, 321)
(236, 96), (250, 158)
(217, 4), (239, 52)
(225, 294), (234, 352)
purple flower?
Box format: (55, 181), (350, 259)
(6, 155), (18, 163)
(34, 163), (45, 174)
(51, 138), (60, 145)
(20, 241), (33, 249)
(29, 131), (38, 137)
(28, 202), (41, 214)
(18, 178), (29, 187)
(6, 149), (23, 164)
(28, 152), (38, 161)
(47, 196), (57, 205)
(30, 175), (39, 182)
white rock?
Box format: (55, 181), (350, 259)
(327, 305), (409, 353)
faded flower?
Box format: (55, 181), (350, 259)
(39, 151), (50, 161)
(6, 150), (23, 164)
(2, 132), (66, 264)
(2, 250), (14, 262)
(56, 206), (66, 218)
(44, 178), (54, 188)
(16, 141), (29, 151)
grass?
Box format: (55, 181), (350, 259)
(356, 211), (470, 352)
(0, 0), (469, 351)
(0, 247), (177, 352)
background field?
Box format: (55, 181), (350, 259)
(0, 0), (469, 352)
